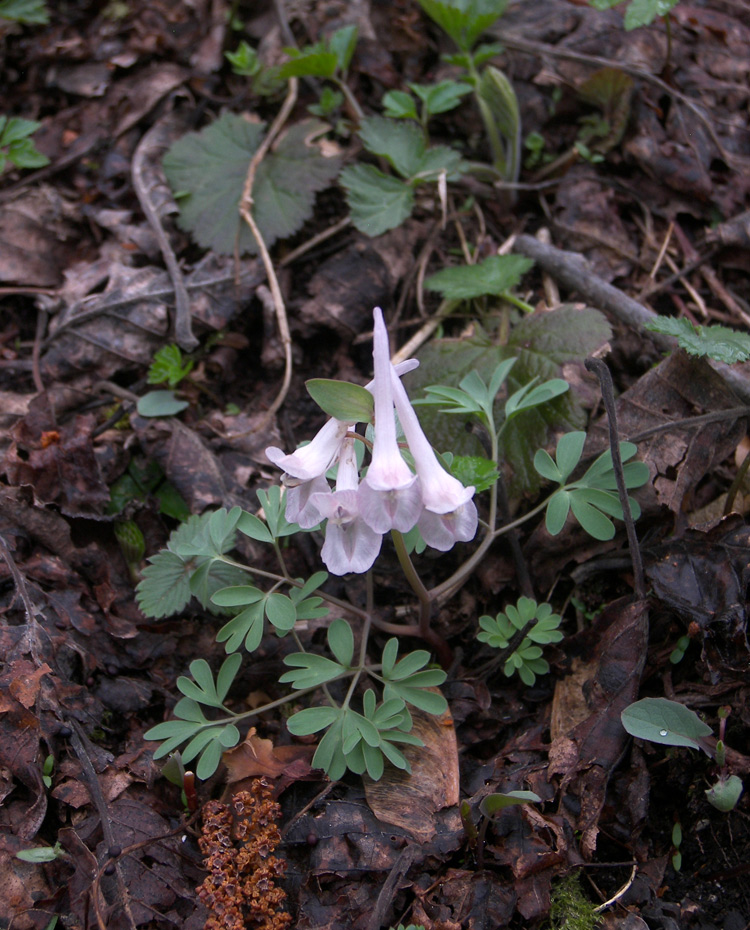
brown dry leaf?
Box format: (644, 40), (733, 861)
(548, 597), (649, 858)
(223, 727), (314, 783)
(7, 661), (52, 710)
(0, 187), (78, 286)
(364, 702), (459, 843)
(0, 835), (53, 930)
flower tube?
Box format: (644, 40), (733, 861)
(390, 363), (478, 550)
(357, 308), (422, 533)
(311, 436), (383, 575)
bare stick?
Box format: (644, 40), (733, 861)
(239, 78), (298, 425)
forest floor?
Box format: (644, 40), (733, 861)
(1, 1), (750, 928)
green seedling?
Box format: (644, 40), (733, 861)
(16, 841), (65, 863)
(41, 753), (54, 789)
(621, 698), (745, 812)
(383, 79), (473, 135)
(0, 0), (49, 24)
(0, 116), (49, 173)
(148, 344), (194, 388)
(589, 0), (679, 31)
(478, 597), (563, 685)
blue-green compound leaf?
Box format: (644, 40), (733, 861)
(279, 653), (348, 689)
(163, 114), (340, 256)
(327, 618), (354, 667)
(621, 698), (713, 751)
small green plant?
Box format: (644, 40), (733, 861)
(41, 753), (54, 789)
(478, 597), (563, 685)
(138, 309), (647, 785)
(0, 116), (49, 172)
(645, 315), (750, 363)
(148, 344), (194, 388)
(588, 0), (679, 30)
(383, 79), (473, 135)
(16, 841), (65, 863)
(533, 431), (649, 540)
(621, 698), (744, 812)
(549, 871), (601, 930)
(0, 0), (49, 24)
(669, 633), (690, 664)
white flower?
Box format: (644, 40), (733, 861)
(266, 418), (351, 482)
(357, 308), (422, 534)
(311, 436), (383, 575)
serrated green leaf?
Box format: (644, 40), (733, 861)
(450, 455), (499, 492)
(163, 114), (340, 256)
(645, 315), (750, 364)
(0, 0), (48, 22)
(418, 0), (507, 51)
(327, 618), (354, 667)
(340, 163), (414, 236)
(137, 390), (189, 417)
(136, 551), (192, 618)
(306, 378), (374, 423)
(621, 698), (713, 750)
(358, 116), (426, 177)
(382, 90), (419, 120)
(279, 50), (338, 79)
(148, 344), (193, 387)
(425, 254), (533, 300)
(410, 79), (473, 115)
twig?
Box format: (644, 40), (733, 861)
(0, 533), (44, 665)
(512, 234), (750, 405)
(132, 116), (198, 351)
(239, 78), (298, 426)
(68, 720), (138, 930)
(31, 307), (47, 394)
(584, 358), (646, 600)
(499, 33), (739, 168)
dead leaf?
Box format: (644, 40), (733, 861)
(223, 727), (314, 782)
(0, 187), (78, 286)
(364, 703), (459, 843)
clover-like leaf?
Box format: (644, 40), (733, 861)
(279, 653), (349, 689)
(327, 618), (355, 668)
(177, 654), (241, 709)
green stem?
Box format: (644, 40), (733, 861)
(391, 530), (452, 667)
(333, 76), (364, 122)
(217, 555), (369, 622)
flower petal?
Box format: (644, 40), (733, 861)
(358, 479), (423, 534)
(390, 363), (475, 514)
(285, 474), (329, 528)
(418, 500), (478, 550)
(321, 519), (383, 575)
(266, 418), (350, 481)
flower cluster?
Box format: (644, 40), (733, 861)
(266, 307), (477, 575)
(197, 780), (291, 930)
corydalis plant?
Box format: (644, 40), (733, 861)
(266, 307), (478, 575)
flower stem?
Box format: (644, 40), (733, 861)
(391, 530), (452, 668)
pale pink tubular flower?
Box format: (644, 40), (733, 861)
(311, 436), (383, 575)
(358, 308), (422, 534)
(390, 363), (478, 550)
(266, 418), (351, 482)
